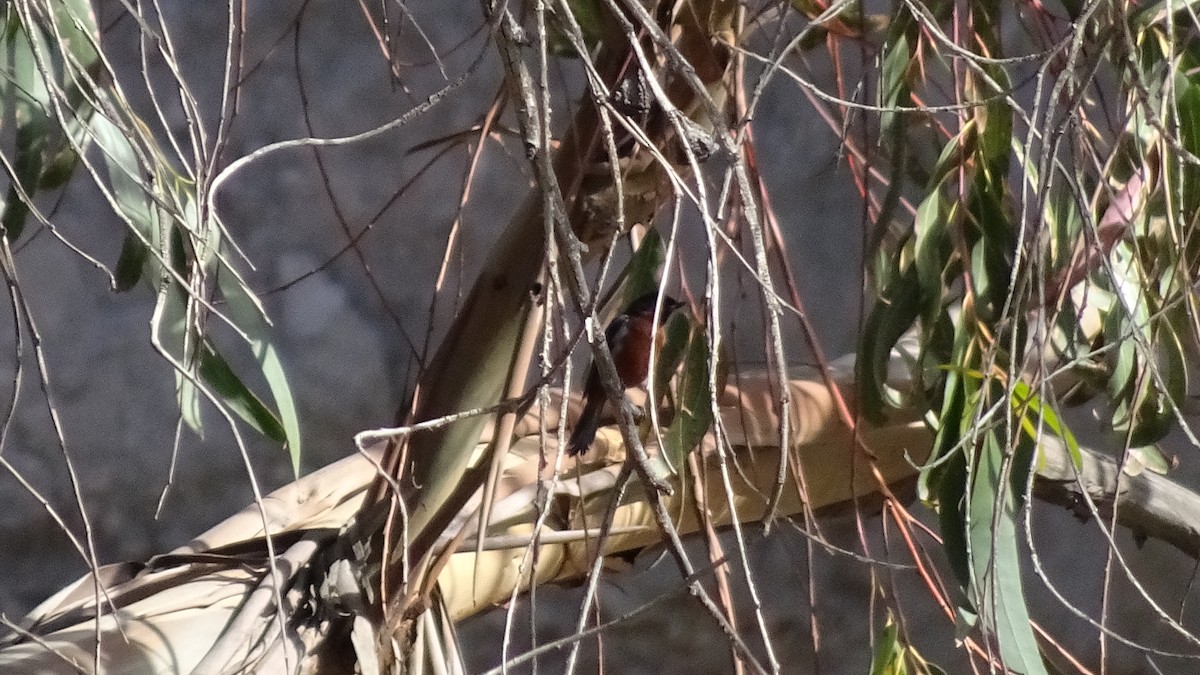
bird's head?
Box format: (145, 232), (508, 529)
(626, 292), (685, 323)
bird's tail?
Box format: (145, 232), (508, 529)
(566, 397), (604, 456)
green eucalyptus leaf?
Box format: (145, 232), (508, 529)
(1010, 381), (1082, 470)
(1125, 445), (1173, 476)
(154, 278), (204, 438)
(652, 311), (691, 405)
(1172, 78), (1200, 215)
(920, 367), (965, 501)
(912, 189), (950, 316)
(113, 231), (149, 291)
(139, 168), (301, 470)
(92, 109), (165, 290)
(548, 0), (605, 57)
(1045, 186), (1083, 270)
(1129, 388), (1173, 447)
(197, 339), (287, 445)
(1108, 327), (1136, 408)
(870, 617), (907, 675)
(0, 1), (100, 239)
(937, 448), (971, 591)
(0, 189), (30, 240)
(661, 322), (715, 473)
(1132, 0), (1200, 29)
(1, 12), (46, 108)
(1160, 316), (1189, 412)
(2, 110), (48, 241)
(861, 266), (923, 422)
(50, 0), (100, 69)
(217, 262), (304, 476)
(954, 601), (978, 642)
(599, 229), (664, 324)
(967, 430), (1046, 675)
(1009, 430), (1036, 509)
(879, 31), (910, 133)
(919, 305), (975, 500)
(976, 93), (1011, 180)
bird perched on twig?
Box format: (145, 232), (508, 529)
(566, 292), (686, 457)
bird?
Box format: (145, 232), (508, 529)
(566, 292), (686, 457)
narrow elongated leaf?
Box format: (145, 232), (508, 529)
(912, 189), (949, 313)
(217, 264), (303, 475)
(0, 2), (100, 239)
(652, 311), (692, 405)
(1172, 78), (1200, 215)
(1159, 318), (1189, 417)
(936, 420), (971, 591)
(0, 19), (48, 240)
(548, 0), (606, 56)
(918, 306), (975, 501)
(50, 0), (100, 68)
(870, 617), (908, 675)
(154, 278), (204, 437)
(601, 228), (665, 323)
(968, 430), (1046, 675)
(879, 31), (910, 132)
(1131, 0), (1200, 27)
(197, 339), (287, 446)
(91, 110), (159, 262)
(113, 231), (149, 291)
(115, 149), (301, 469)
(860, 266), (923, 422)
(1010, 381), (1082, 470)
(661, 322), (714, 472)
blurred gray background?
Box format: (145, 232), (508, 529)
(1, 1), (1198, 673)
